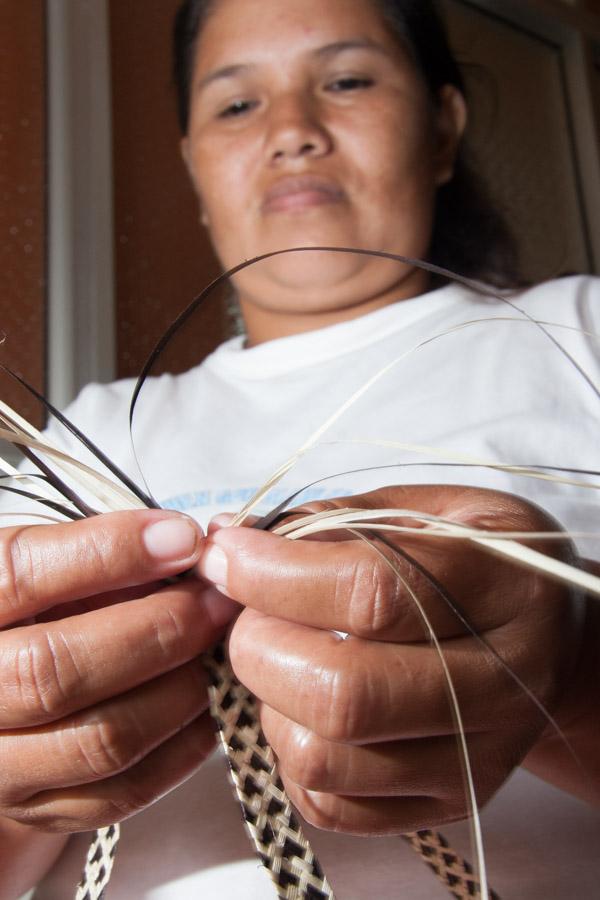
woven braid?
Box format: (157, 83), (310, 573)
(402, 830), (500, 899)
(76, 645), (500, 900)
(75, 824), (120, 900)
(204, 642), (336, 899)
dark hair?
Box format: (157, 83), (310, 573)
(173, 0), (522, 289)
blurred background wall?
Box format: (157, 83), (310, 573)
(0, 0), (46, 426)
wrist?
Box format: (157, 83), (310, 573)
(523, 580), (600, 806)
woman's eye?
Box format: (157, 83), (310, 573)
(326, 76), (374, 92)
(218, 99), (257, 119)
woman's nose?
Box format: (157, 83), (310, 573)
(266, 95), (332, 164)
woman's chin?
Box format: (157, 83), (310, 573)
(271, 246), (364, 286)
(231, 246), (369, 297)
(232, 248), (417, 318)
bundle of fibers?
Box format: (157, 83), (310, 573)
(2, 248), (599, 900)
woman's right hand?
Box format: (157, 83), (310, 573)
(0, 509), (237, 837)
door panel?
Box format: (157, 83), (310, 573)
(442, 0), (596, 280)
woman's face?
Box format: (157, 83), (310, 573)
(182, 0), (466, 342)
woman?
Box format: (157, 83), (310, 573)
(0, 0), (598, 897)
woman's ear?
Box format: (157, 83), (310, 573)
(180, 136), (194, 181)
(433, 85), (468, 187)
(180, 137), (209, 226)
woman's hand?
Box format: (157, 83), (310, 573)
(0, 508), (237, 893)
(198, 485), (584, 835)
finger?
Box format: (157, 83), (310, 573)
(34, 580), (167, 623)
(6, 712), (216, 832)
(0, 583), (237, 727)
(198, 524), (520, 643)
(207, 513), (239, 534)
(261, 706), (522, 803)
(281, 777), (464, 836)
(291, 484), (554, 534)
(0, 658), (210, 802)
(0, 510), (203, 627)
(229, 609), (547, 742)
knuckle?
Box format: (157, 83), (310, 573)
(150, 605), (187, 662)
(294, 790), (344, 833)
(11, 631), (80, 722)
(80, 527), (114, 584)
(282, 729), (331, 792)
(315, 664), (365, 743)
(75, 718), (140, 780)
(0, 528), (37, 622)
(344, 555), (402, 639)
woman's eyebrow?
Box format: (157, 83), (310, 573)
(313, 38), (391, 60)
(197, 63), (252, 91)
(197, 39), (390, 92)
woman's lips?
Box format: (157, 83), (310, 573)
(262, 175), (345, 213)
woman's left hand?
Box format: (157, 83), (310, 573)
(198, 485), (581, 835)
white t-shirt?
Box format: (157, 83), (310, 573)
(12, 276), (600, 899)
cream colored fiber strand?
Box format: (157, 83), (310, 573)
(316, 437), (600, 491)
(276, 508), (600, 598)
(0, 428), (145, 511)
(7, 304), (596, 897)
(234, 312), (600, 528)
(331, 528), (491, 899)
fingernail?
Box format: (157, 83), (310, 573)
(208, 513), (235, 534)
(202, 588), (240, 628)
(143, 517), (199, 561)
(199, 544), (228, 588)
